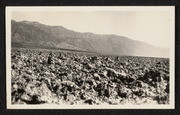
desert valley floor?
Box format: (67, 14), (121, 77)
(11, 48), (170, 105)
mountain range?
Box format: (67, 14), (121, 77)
(11, 20), (169, 57)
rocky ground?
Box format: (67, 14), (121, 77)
(11, 48), (170, 105)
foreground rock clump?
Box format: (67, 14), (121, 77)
(11, 48), (170, 105)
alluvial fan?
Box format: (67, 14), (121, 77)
(11, 48), (170, 105)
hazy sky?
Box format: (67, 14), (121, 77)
(11, 9), (172, 48)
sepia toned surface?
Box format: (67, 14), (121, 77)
(6, 6), (175, 109)
(11, 48), (170, 105)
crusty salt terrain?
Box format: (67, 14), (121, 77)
(11, 48), (170, 105)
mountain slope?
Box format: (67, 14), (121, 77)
(11, 20), (169, 57)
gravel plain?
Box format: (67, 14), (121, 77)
(11, 48), (170, 105)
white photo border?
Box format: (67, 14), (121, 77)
(6, 6), (175, 109)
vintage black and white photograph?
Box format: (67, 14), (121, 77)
(6, 6), (175, 109)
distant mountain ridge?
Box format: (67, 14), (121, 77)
(11, 20), (169, 57)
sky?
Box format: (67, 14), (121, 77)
(11, 9), (172, 48)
